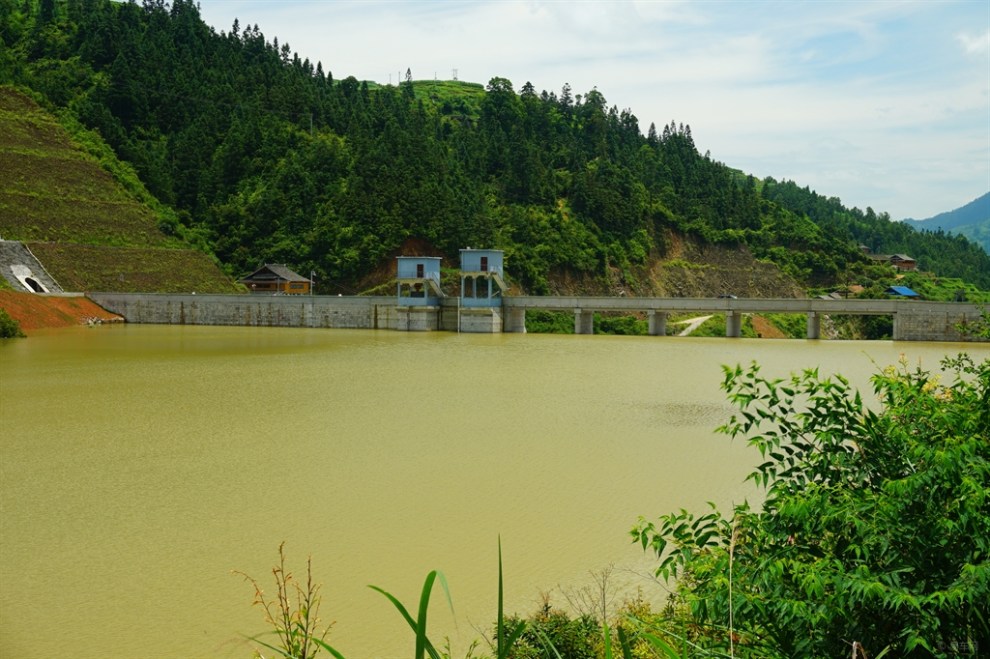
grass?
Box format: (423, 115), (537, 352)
(0, 86), (236, 293)
(243, 539), (528, 659)
(26, 242), (242, 293)
(760, 313), (807, 338)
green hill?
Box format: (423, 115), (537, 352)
(1, 0), (987, 298)
(0, 87), (239, 293)
(904, 192), (990, 254)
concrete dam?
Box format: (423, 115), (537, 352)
(86, 291), (987, 342)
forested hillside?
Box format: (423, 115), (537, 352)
(2, 0), (988, 293)
(904, 192), (990, 255)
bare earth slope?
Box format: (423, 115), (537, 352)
(0, 290), (121, 332)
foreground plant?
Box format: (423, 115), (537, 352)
(633, 354), (990, 657)
(235, 542), (343, 659)
(370, 537), (526, 659)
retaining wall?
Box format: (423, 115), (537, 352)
(88, 292), (399, 330)
(893, 307), (985, 342)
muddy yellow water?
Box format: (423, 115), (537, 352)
(1, 325), (983, 658)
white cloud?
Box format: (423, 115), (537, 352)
(958, 29), (990, 55)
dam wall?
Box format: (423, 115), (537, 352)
(88, 292), (401, 330)
(86, 292), (987, 341)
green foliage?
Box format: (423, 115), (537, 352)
(526, 310), (574, 334)
(595, 313), (647, 336)
(830, 313), (893, 340)
(683, 315), (725, 338)
(761, 313), (806, 339)
(0, 307), (26, 338)
(762, 178), (990, 289)
(3, 1), (988, 297)
(506, 605), (601, 659)
(893, 271), (990, 303)
(955, 309), (990, 340)
(633, 356), (990, 658)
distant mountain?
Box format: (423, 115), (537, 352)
(904, 192), (990, 253)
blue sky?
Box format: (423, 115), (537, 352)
(197, 0), (990, 220)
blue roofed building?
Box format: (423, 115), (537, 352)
(885, 285), (920, 298)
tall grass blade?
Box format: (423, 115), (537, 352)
(617, 626), (635, 659)
(242, 633), (294, 657)
(370, 570), (449, 659)
(639, 631), (683, 659)
(310, 637), (348, 659)
(368, 584), (418, 631)
(496, 537), (525, 658)
(497, 538), (505, 652)
(532, 626), (564, 659)
(415, 570), (450, 659)
(415, 570), (439, 659)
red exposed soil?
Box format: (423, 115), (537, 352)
(750, 314), (787, 339)
(0, 290), (122, 333)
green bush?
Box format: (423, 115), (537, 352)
(633, 355), (990, 658)
(0, 308), (25, 338)
(526, 310), (574, 334)
(595, 313), (647, 335)
(506, 605), (601, 658)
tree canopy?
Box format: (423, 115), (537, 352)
(2, 0), (988, 293)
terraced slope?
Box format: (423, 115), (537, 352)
(0, 87), (240, 293)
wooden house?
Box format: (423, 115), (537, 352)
(864, 250), (918, 272)
(239, 264), (312, 295)
(888, 254), (917, 271)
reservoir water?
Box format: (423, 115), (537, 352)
(1, 325), (985, 658)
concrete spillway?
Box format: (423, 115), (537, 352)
(0, 240), (63, 293)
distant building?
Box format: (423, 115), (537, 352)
(239, 264), (312, 295)
(885, 285), (920, 298)
(396, 256), (443, 306)
(864, 250), (918, 271)
(888, 254), (917, 271)
(459, 248), (507, 307)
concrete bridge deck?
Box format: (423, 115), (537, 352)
(505, 295), (917, 314)
(500, 296), (985, 339)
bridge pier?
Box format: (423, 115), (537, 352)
(574, 309), (594, 334)
(504, 307), (527, 333)
(725, 311), (742, 337)
(806, 311), (821, 339)
(648, 310), (668, 336)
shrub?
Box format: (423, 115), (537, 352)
(633, 355), (990, 658)
(0, 308), (25, 338)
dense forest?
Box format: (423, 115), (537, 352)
(2, 0), (988, 293)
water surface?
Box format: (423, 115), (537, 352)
(1, 326), (982, 658)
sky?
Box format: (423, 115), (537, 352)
(197, 0), (990, 221)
